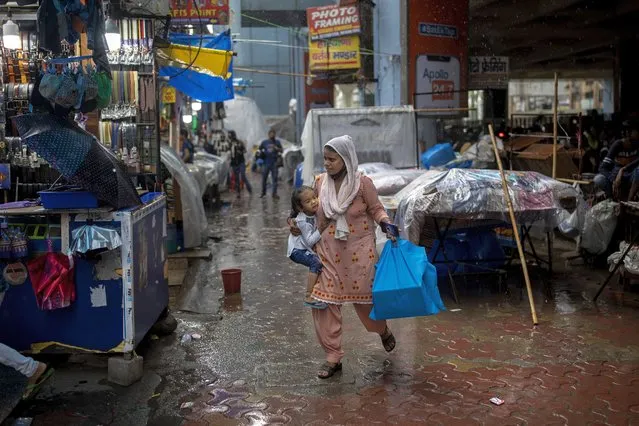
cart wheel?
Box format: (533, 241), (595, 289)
(151, 312), (178, 336)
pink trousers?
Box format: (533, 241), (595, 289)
(312, 303), (387, 364)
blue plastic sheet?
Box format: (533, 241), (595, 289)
(159, 31), (234, 102)
(370, 239), (445, 320)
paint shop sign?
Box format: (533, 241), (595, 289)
(307, 4), (361, 41)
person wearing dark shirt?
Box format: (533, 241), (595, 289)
(594, 122), (639, 200)
(180, 129), (194, 164)
(229, 130), (252, 198)
(259, 129), (283, 199)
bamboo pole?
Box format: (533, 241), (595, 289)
(414, 108), (477, 113)
(489, 124), (539, 325)
(552, 72), (559, 179)
(557, 178), (591, 185)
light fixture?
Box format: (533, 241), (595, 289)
(105, 18), (121, 52)
(191, 101), (202, 112)
(182, 114), (193, 124)
(2, 12), (20, 50)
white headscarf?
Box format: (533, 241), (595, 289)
(321, 135), (361, 240)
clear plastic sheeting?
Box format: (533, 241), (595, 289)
(223, 96), (269, 154)
(608, 241), (639, 276)
(186, 164), (211, 197)
(394, 169), (578, 244)
(283, 146), (304, 183)
(223, 96), (293, 158)
(358, 162), (397, 175)
(580, 200), (619, 256)
(195, 151), (230, 189)
(161, 145), (207, 249)
(192, 151), (231, 194)
(301, 106), (418, 185)
(368, 169), (426, 196)
(445, 135), (503, 170)
(70, 224), (122, 254)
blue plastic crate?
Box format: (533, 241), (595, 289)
(39, 187), (99, 209)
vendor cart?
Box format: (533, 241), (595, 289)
(0, 196), (168, 356)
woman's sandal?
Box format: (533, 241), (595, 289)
(380, 326), (396, 353)
(317, 361), (342, 379)
(22, 366), (54, 400)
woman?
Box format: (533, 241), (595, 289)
(290, 135), (397, 379)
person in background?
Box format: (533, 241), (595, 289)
(259, 129), (283, 199)
(0, 342), (53, 398)
(180, 129), (194, 164)
(229, 130), (252, 198)
(594, 121), (639, 201)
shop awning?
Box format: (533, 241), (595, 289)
(158, 30), (235, 102)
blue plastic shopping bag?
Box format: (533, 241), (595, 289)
(370, 239), (446, 320)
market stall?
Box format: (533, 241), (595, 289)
(0, 0), (170, 385)
(388, 169), (578, 301)
(0, 196), (167, 354)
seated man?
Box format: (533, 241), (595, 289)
(594, 121), (639, 201)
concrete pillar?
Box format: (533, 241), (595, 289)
(618, 40), (639, 116)
(374, 0), (402, 106)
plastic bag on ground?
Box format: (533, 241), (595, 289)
(580, 200), (619, 255)
(370, 239), (445, 320)
(558, 185), (586, 239)
(608, 241), (639, 275)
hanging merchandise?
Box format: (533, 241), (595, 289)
(70, 223), (122, 254)
(27, 241), (76, 311)
(37, 0), (111, 75)
(107, 19), (154, 66)
(3, 262), (28, 286)
(36, 57), (105, 114)
(100, 71), (138, 119)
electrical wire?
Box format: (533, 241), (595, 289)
(240, 12), (397, 58)
(166, 0), (204, 80)
(235, 39), (386, 57)
(233, 67), (314, 78)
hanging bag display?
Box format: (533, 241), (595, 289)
(27, 240), (76, 310)
(370, 239), (446, 321)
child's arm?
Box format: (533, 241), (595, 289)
(297, 217), (321, 247)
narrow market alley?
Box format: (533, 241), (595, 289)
(7, 185), (639, 426)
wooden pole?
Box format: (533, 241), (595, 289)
(552, 72), (559, 179)
(414, 108), (477, 113)
(556, 178), (591, 185)
(489, 124), (539, 325)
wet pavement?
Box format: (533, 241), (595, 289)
(7, 179), (639, 425)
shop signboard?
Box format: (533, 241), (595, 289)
(469, 56), (509, 90)
(162, 86), (176, 104)
(306, 4), (361, 41)
(170, 0), (229, 24)
(309, 35), (361, 71)
(408, 0), (469, 115)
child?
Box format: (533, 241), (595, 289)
(287, 186), (328, 309)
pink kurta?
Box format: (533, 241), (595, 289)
(311, 174), (389, 305)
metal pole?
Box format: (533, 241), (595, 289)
(552, 72), (559, 179)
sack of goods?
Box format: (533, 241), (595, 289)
(370, 239), (446, 320)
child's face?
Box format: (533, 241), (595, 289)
(300, 190), (319, 215)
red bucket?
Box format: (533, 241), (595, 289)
(221, 268), (242, 295)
